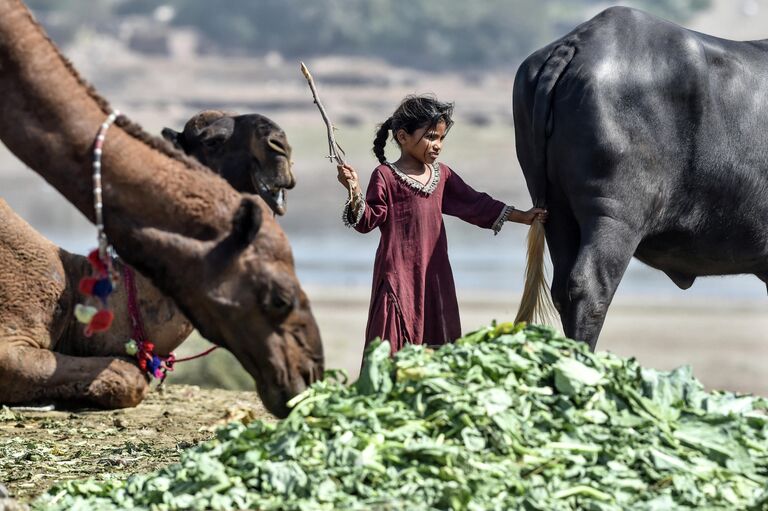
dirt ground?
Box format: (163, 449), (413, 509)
(0, 384), (272, 506)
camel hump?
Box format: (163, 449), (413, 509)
(0, 199), (59, 252)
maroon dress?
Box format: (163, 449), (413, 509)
(344, 161), (512, 355)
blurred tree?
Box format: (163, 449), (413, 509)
(159, 0), (711, 69)
(26, 0), (119, 46)
(28, 0), (713, 70)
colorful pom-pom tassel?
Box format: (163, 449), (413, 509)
(78, 247), (117, 336)
(91, 309), (114, 330)
(87, 249), (108, 274)
(84, 309), (114, 337)
(79, 277), (98, 296)
(148, 355), (164, 379)
(92, 277), (113, 302)
(74, 304), (98, 324)
(125, 339), (138, 356)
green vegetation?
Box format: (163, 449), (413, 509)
(34, 322), (768, 510)
(27, 0), (712, 70)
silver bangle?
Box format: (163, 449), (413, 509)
(492, 205), (515, 235)
(342, 191), (365, 228)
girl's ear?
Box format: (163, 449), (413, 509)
(395, 129), (407, 145)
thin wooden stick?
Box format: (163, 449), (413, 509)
(300, 62), (354, 203)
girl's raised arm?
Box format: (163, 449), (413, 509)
(341, 166), (389, 233)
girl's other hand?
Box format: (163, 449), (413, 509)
(527, 207), (548, 225)
(511, 207), (548, 225)
(337, 163), (360, 194)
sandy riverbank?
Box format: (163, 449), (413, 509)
(304, 285), (768, 396)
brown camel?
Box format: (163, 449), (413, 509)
(0, 0), (323, 418)
(0, 110), (288, 410)
(162, 110), (294, 215)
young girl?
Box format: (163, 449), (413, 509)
(337, 95), (547, 356)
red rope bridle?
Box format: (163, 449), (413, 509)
(123, 265), (218, 381)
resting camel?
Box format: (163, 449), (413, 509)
(0, 199), (195, 408)
(162, 110), (294, 215)
(0, 109), (294, 409)
(0, 0), (322, 418)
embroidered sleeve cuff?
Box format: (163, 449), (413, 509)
(342, 192), (366, 228)
(492, 205), (515, 235)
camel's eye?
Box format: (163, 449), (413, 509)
(265, 286), (295, 321)
(202, 135), (226, 149)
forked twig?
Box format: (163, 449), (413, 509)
(300, 62), (353, 202)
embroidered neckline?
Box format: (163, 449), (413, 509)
(386, 161), (440, 195)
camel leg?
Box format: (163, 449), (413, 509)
(0, 343), (148, 409)
(563, 215), (641, 350)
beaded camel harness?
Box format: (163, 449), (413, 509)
(76, 111), (216, 381)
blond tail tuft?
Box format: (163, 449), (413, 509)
(514, 219), (558, 327)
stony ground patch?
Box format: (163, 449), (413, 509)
(0, 384), (272, 505)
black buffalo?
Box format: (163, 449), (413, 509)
(513, 6), (768, 349)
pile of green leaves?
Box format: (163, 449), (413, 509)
(34, 323), (768, 510)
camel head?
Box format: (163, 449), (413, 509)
(126, 196), (322, 418)
(162, 111), (294, 215)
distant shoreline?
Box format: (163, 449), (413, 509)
(306, 284), (767, 311)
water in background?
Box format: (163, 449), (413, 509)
(18, 205), (766, 301)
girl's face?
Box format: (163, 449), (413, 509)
(397, 120), (447, 166)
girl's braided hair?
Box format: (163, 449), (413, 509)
(372, 94), (454, 163)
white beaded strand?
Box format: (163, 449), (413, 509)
(92, 110), (120, 270)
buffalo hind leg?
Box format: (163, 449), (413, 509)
(544, 201), (580, 331)
(0, 343), (148, 408)
(564, 216), (641, 350)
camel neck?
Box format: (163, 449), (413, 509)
(0, 0), (239, 240)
